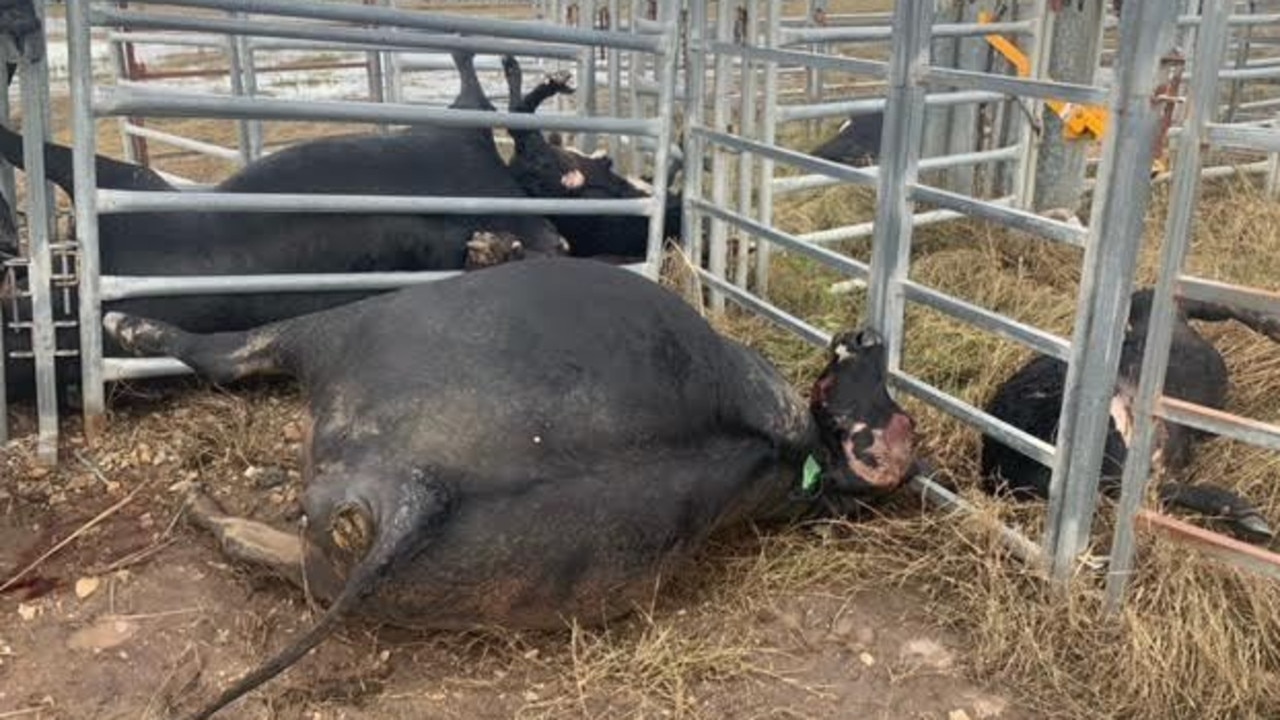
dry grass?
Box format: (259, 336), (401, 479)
(7, 5), (1280, 716)
(682, 170), (1280, 719)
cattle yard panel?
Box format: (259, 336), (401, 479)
(683, 0), (1186, 581)
(48, 0), (683, 449)
(101, 0), (562, 180)
(1104, 0), (1280, 610)
(1, 0), (62, 463)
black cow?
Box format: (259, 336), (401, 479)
(981, 289), (1279, 542)
(809, 111), (884, 168)
(0, 191), (15, 255)
(103, 257), (919, 720)
(1, 52), (566, 405)
(1, 0), (43, 69)
(499, 55), (683, 262)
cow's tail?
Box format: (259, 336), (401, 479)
(181, 473), (457, 720)
(102, 312), (293, 385)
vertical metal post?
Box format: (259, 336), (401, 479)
(1031, 0), (1108, 211)
(606, 0), (622, 159)
(947, 0), (992, 196)
(1042, 0), (1180, 583)
(579, 0), (600, 151)
(70, 0), (107, 444)
(643, 0), (681, 279)
(1012, 0), (1054, 208)
(19, 51), (59, 464)
(1103, 0), (1230, 614)
(1, 32), (13, 445)
(866, 0), (931, 374)
(733, 2), (757, 289)
(754, 0), (781, 297)
(627, 0), (644, 171)
(1224, 0), (1253, 123)
(363, 0), (388, 133)
(682, 0), (709, 270)
(922, 1), (958, 177)
(804, 0), (824, 141)
(226, 10), (256, 165)
(706, 0), (735, 313)
(385, 0), (405, 104)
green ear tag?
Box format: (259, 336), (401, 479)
(802, 455), (823, 495)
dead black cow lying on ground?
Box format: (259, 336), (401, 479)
(981, 288), (1280, 542)
(104, 257), (919, 720)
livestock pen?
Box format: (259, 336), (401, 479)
(3, 0), (1280, 718)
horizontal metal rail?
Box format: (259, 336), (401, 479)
(780, 19), (1034, 45)
(1156, 397), (1280, 452)
(133, 0), (665, 52)
(692, 126), (879, 187)
(923, 66), (1111, 107)
(103, 357), (193, 382)
(689, 198), (870, 280)
(773, 145), (1021, 195)
(96, 189), (655, 216)
(910, 184), (1089, 247)
(100, 270), (461, 301)
(1136, 509), (1280, 583)
(778, 89), (1006, 122)
(1177, 12), (1280, 26)
(889, 369), (1057, 468)
(695, 268), (830, 347)
(902, 279), (1072, 361)
(906, 473), (1046, 564)
(1177, 275), (1280, 316)
(705, 41), (889, 79)
(121, 122), (243, 161)
(94, 8), (585, 60)
(96, 87), (660, 136)
(1205, 122), (1280, 153)
(795, 201), (1014, 245)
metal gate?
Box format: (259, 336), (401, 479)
(681, 0), (1244, 587)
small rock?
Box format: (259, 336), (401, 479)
(75, 576), (101, 600)
(17, 603), (39, 621)
(523, 690), (539, 702)
(283, 423), (303, 443)
(970, 696), (1008, 718)
(28, 466), (50, 479)
(900, 637), (955, 672)
(67, 618), (137, 651)
(830, 615), (856, 639)
(949, 711), (972, 720)
(253, 467), (288, 490)
(522, 648), (540, 660)
(858, 652), (875, 667)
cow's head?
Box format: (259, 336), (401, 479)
(558, 146), (652, 199)
(808, 328), (916, 497)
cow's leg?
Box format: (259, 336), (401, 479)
(1156, 483), (1274, 542)
(185, 486), (344, 599)
(502, 54), (574, 114)
(449, 51), (495, 112)
(104, 311), (294, 385)
(1180, 295), (1280, 343)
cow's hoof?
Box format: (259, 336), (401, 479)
(1230, 512), (1275, 544)
(545, 69), (575, 93)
